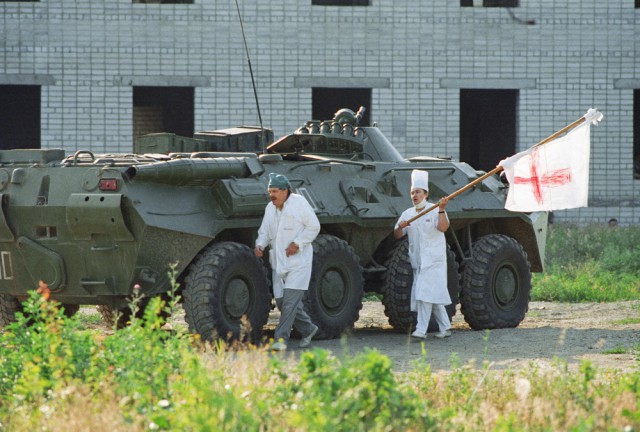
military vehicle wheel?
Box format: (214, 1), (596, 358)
(304, 235), (363, 339)
(183, 242), (270, 343)
(61, 304), (80, 317)
(0, 294), (22, 327)
(381, 239), (459, 333)
(97, 295), (171, 328)
(1, 295), (78, 327)
(97, 304), (134, 329)
(460, 234), (531, 330)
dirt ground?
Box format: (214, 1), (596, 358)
(264, 301), (640, 373)
(84, 300), (640, 373)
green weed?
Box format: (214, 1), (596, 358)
(362, 292), (383, 302)
(75, 310), (104, 327)
(3, 238), (640, 431)
(544, 223), (640, 269)
(270, 347), (436, 431)
(533, 223), (640, 302)
(602, 345), (629, 355)
(615, 317), (640, 325)
(2, 299), (640, 431)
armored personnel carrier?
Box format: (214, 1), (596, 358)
(0, 107), (547, 341)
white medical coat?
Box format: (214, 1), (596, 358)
(255, 193), (320, 298)
(395, 204), (451, 308)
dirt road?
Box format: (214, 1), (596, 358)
(265, 301), (640, 373)
(85, 300), (640, 373)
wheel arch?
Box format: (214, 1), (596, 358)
(449, 215), (546, 273)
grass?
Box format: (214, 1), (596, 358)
(2, 224), (640, 430)
(75, 308), (104, 327)
(2, 284), (640, 431)
(532, 223), (640, 302)
(602, 345), (630, 355)
(615, 317), (640, 325)
(363, 292), (383, 302)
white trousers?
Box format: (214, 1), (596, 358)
(415, 300), (451, 335)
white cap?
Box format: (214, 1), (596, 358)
(411, 170), (429, 192)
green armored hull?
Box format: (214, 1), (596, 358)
(0, 108), (547, 341)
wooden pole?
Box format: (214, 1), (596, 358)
(405, 115), (588, 224)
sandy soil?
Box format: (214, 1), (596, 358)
(84, 300), (640, 373)
(266, 301), (640, 373)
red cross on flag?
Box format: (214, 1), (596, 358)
(498, 109), (603, 212)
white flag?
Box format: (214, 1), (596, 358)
(498, 109), (603, 212)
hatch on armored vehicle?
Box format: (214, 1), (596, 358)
(0, 107), (547, 342)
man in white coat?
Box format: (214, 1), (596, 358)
(393, 169), (452, 339)
(255, 172), (321, 351)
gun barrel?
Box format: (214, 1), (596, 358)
(125, 157), (258, 185)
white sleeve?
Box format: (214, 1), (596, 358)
(255, 204), (273, 249)
(293, 198), (320, 247)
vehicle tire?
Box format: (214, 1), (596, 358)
(0, 295), (78, 327)
(381, 238), (460, 333)
(183, 242), (270, 343)
(0, 294), (22, 327)
(304, 235), (364, 339)
(61, 304), (80, 318)
(97, 304), (133, 329)
(460, 234), (531, 330)
(97, 295), (171, 328)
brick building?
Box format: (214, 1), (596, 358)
(1, 0), (638, 224)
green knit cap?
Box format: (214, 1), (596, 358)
(268, 172), (290, 190)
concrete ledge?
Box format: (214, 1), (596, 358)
(613, 79), (640, 89)
(440, 78), (537, 89)
(114, 76), (211, 87)
(0, 74), (56, 85)
(294, 77), (390, 88)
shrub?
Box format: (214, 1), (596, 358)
(533, 224), (640, 302)
(0, 288), (95, 401)
(544, 223), (640, 269)
(269, 348), (437, 431)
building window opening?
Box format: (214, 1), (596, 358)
(634, 90), (639, 179)
(133, 86), (194, 143)
(0, 85), (40, 150)
(312, 88), (371, 126)
(460, 89), (518, 172)
(461, 0), (519, 7)
(312, 0), (370, 6)
(132, 0), (193, 4)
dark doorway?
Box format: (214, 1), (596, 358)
(0, 85), (40, 150)
(461, 0), (518, 6)
(133, 86), (194, 141)
(312, 0), (370, 5)
(312, 88), (371, 126)
(634, 90), (639, 179)
(460, 89), (517, 172)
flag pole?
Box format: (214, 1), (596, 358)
(405, 115), (590, 224)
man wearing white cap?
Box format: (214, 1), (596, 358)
(394, 169), (452, 339)
(255, 173), (321, 351)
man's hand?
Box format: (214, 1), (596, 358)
(285, 242), (299, 257)
(439, 196), (449, 211)
(394, 221), (409, 239)
(254, 246), (263, 258)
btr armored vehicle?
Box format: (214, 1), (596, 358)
(0, 108), (547, 341)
